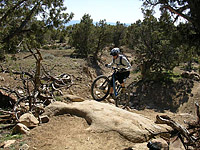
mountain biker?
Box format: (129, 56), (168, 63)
(105, 48), (131, 98)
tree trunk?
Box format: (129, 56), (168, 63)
(140, 61), (151, 80)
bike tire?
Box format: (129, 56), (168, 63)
(91, 75), (110, 101)
(115, 87), (130, 107)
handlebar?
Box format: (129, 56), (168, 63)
(105, 65), (126, 73)
(107, 67), (125, 72)
(105, 64), (119, 70)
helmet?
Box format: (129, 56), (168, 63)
(110, 48), (120, 56)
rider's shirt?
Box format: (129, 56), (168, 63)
(107, 54), (131, 71)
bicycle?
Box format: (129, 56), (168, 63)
(91, 67), (130, 107)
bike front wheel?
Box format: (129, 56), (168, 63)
(91, 75), (110, 101)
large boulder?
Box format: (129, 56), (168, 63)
(44, 100), (170, 143)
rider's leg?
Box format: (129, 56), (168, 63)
(121, 82), (125, 87)
(117, 73), (125, 92)
(121, 82), (125, 93)
(109, 87), (113, 94)
(108, 87), (114, 99)
(117, 71), (130, 93)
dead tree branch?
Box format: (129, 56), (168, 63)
(155, 102), (200, 149)
(0, 49), (74, 122)
(156, 115), (194, 143)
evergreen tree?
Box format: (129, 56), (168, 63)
(0, 0), (73, 58)
(113, 21), (126, 47)
(142, 0), (200, 41)
(69, 14), (94, 58)
(93, 19), (111, 60)
(129, 9), (178, 80)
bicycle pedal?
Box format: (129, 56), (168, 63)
(115, 93), (121, 98)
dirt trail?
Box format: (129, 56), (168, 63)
(178, 81), (200, 115)
(16, 115), (134, 150)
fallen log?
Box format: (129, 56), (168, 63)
(156, 115), (195, 145)
(0, 124), (15, 130)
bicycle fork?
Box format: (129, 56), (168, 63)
(112, 74), (122, 99)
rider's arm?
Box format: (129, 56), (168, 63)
(121, 56), (131, 71)
(106, 59), (114, 68)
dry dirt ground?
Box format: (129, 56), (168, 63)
(15, 115), (135, 150)
(1, 49), (200, 150)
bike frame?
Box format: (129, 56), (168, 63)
(111, 68), (122, 98)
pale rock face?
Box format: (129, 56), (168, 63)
(44, 100), (170, 143)
(63, 94), (85, 102)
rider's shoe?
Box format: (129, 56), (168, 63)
(109, 93), (114, 99)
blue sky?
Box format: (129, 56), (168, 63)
(64, 0), (160, 24)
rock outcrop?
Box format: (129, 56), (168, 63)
(44, 100), (170, 143)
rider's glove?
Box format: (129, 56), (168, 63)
(119, 68), (126, 73)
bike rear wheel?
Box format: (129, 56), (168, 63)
(115, 87), (130, 107)
(91, 75), (110, 101)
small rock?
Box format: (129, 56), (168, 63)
(150, 138), (169, 150)
(19, 143), (29, 150)
(40, 115), (49, 123)
(0, 76), (5, 81)
(19, 113), (39, 128)
(12, 123), (30, 135)
(63, 94), (85, 102)
(1, 140), (16, 148)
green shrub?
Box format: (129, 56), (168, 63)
(43, 53), (55, 59)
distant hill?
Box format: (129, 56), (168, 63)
(66, 20), (130, 26)
(66, 20), (80, 26)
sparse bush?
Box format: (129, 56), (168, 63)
(43, 53), (55, 60)
(55, 96), (62, 101)
(42, 45), (50, 50)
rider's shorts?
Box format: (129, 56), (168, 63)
(110, 71), (130, 87)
